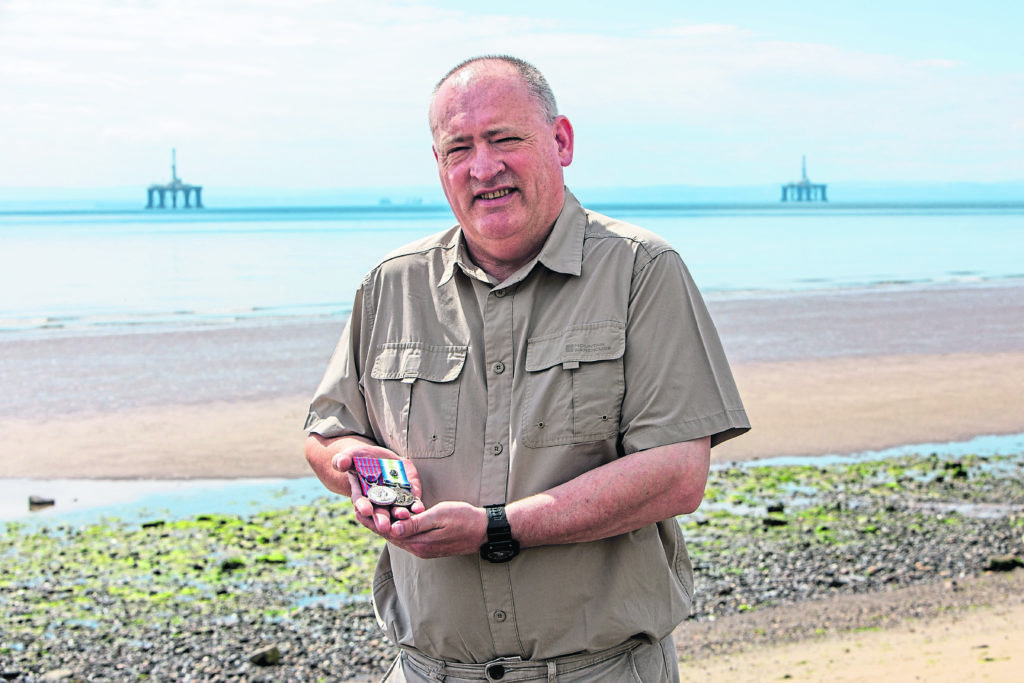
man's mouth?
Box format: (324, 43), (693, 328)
(478, 188), (513, 201)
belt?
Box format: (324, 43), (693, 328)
(400, 638), (645, 682)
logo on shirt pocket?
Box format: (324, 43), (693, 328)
(370, 342), (468, 458)
(522, 321), (625, 448)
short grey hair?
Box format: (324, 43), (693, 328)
(429, 55), (559, 132)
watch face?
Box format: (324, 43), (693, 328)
(482, 540), (519, 563)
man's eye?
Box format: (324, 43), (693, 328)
(442, 147), (468, 160)
(497, 137), (520, 144)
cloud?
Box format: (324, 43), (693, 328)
(915, 58), (965, 69)
(0, 1), (1021, 188)
(653, 22), (754, 38)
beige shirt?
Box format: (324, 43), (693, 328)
(306, 190), (749, 663)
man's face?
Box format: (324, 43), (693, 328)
(430, 64), (573, 275)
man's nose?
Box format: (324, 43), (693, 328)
(469, 145), (504, 182)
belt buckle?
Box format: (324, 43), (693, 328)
(485, 656), (522, 681)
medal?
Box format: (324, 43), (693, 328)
(353, 457), (415, 508)
(391, 489), (417, 508)
(367, 484), (398, 506)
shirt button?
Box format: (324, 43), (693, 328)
(492, 361), (505, 374)
(492, 443), (503, 456)
(493, 610), (507, 622)
(494, 289), (507, 298)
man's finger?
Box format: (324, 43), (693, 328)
(331, 451), (353, 472)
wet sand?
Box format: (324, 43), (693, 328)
(2, 349), (1023, 478)
(2, 282), (1022, 478)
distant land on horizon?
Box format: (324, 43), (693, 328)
(1, 181), (1023, 212)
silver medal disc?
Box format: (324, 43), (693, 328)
(392, 489), (416, 508)
(367, 485), (398, 506)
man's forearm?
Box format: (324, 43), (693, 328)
(505, 437), (710, 549)
(304, 433), (378, 497)
(320, 435), (710, 561)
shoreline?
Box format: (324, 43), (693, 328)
(6, 430), (1021, 527)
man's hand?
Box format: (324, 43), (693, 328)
(384, 502), (489, 559)
(346, 464), (426, 535)
(305, 433), (425, 533)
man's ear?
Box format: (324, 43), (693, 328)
(553, 116), (574, 167)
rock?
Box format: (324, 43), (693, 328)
(984, 555), (1024, 572)
(220, 557), (246, 572)
(944, 461), (969, 479)
(256, 552), (287, 564)
(766, 502), (785, 514)
(29, 495), (55, 509)
(249, 644), (282, 666)
(40, 670), (75, 681)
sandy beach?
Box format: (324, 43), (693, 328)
(3, 282), (1022, 478)
(2, 281), (1023, 679)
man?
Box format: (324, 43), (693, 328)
(305, 55), (749, 681)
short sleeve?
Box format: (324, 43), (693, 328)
(304, 285), (375, 441)
(619, 250), (750, 454)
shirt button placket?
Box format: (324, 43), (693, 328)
(479, 282), (519, 655)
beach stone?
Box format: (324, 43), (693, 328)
(249, 644), (282, 666)
(944, 461), (969, 479)
(984, 555), (1023, 572)
(220, 556), (246, 572)
(40, 670), (75, 681)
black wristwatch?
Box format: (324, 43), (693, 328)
(480, 504), (519, 563)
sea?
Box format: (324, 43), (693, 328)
(2, 197), (1023, 526)
(2, 199), (1023, 337)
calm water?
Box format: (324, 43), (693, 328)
(1, 200), (1023, 335)
(5, 431), (1023, 527)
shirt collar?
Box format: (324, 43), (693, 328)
(437, 187), (586, 287)
(437, 228), (489, 288)
(536, 188), (585, 277)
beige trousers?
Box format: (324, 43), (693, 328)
(381, 635), (679, 682)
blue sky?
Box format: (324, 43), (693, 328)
(1, 0), (1022, 193)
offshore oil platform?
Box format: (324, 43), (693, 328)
(781, 155), (827, 202)
(146, 149), (203, 209)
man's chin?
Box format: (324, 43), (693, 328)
(466, 214), (527, 242)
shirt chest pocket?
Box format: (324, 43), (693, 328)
(369, 343), (467, 458)
(522, 321), (625, 448)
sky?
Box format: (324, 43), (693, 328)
(2, 0), (1023, 195)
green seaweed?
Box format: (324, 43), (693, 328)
(2, 449), (1022, 662)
